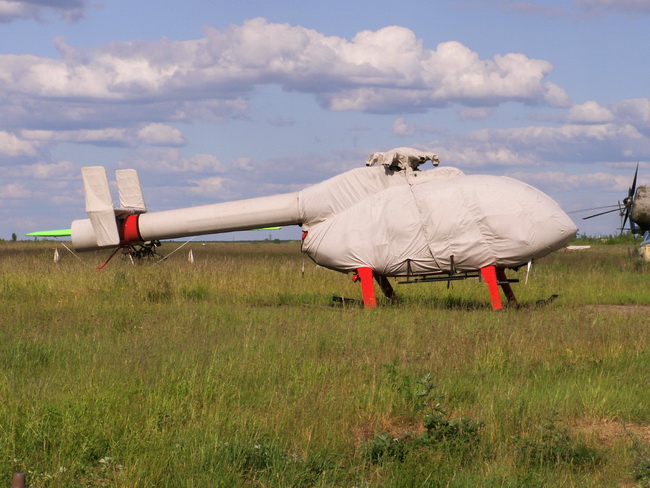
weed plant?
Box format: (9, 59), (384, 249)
(0, 240), (648, 486)
(362, 373), (484, 465)
(513, 412), (600, 468)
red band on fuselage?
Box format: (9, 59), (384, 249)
(120, 214), (142, 245)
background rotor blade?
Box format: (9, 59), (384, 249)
(582, 208), (621, 220)
(567, 204), (619, 214)
(629, 162), (639, 198)
(621, 205), (632, 234)
(621, 205), (631, 233)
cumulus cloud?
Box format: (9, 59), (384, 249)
(0, 130), (44, 161)
(0, 182), (32, 198)
(18, 123), (186, 147)
(391, 116), (439, 137)
(123, 148), (226, 174)
(0, 0), (89, 23)
(476, 123), (641, 145)
(0, 18), (568, 122)
(542, 82), (572, 107)
(392, 117), (417, 137)
(183, 154), (227, 173)
(188, 176), (226, 196)
(318, 36), (569, 112)
(544, 97), (650, 138)
(0, 96), (249, 132)
(609, 98), (650, 135)
(137, 124), (186, 146)
(439, 144), (532, 168)
(466, 122), (648, 162)
(510, 170), (633, 191)
(21, 160), (76, 179)
(566, 101), (614, 123)
(429, 117), (650, 169)
(458, 107), (494, 121)
(232, 157), (253, 171)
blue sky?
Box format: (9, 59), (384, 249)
(1, 0), (649, 241)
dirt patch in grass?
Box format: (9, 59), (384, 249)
(572, 419), (650, 446)
(352, 416), (426, 447)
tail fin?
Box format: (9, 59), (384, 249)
(82, 166), (120, 247)
(116, 169), (147, 214)
(72, 166), (147, 251)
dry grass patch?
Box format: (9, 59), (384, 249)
(572, 419), (650, 446)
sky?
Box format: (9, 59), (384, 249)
(1, 0), (650, 242)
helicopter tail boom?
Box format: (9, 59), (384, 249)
(71, 167), (301, 251)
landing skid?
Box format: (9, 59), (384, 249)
(129, 240), (162, 261)
(352, 265), (520, 311)
(96, 240), (163, 269)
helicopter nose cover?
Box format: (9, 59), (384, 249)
(299, 166), (577, 275)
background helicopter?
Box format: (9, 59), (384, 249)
(581, 164), (650, 235)
(29, 148), (577, 310)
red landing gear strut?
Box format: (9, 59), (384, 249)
(352, 267), (397, 309)
(480, 265), (519, 311)
(353, 265), (518, 311)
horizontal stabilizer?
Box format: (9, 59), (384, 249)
(641, 231), (650, 247)
(82, 166), (120, 247)
(26, 229), (72, 237)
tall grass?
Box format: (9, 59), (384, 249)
(0, 240), (648, 486)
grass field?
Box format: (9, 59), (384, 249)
(1, 239), (649, 487)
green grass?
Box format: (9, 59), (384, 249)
(1, 239), (649, 487)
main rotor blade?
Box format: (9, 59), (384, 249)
(582, 208), (621, 220)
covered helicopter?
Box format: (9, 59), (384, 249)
(30, 147), (577, 310)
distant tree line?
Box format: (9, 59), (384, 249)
(0, 233), (19, 242)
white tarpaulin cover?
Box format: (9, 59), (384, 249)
(116, 169), (147, 213)
(299, 165), (577, 275)
(81, 166), (120, 247)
